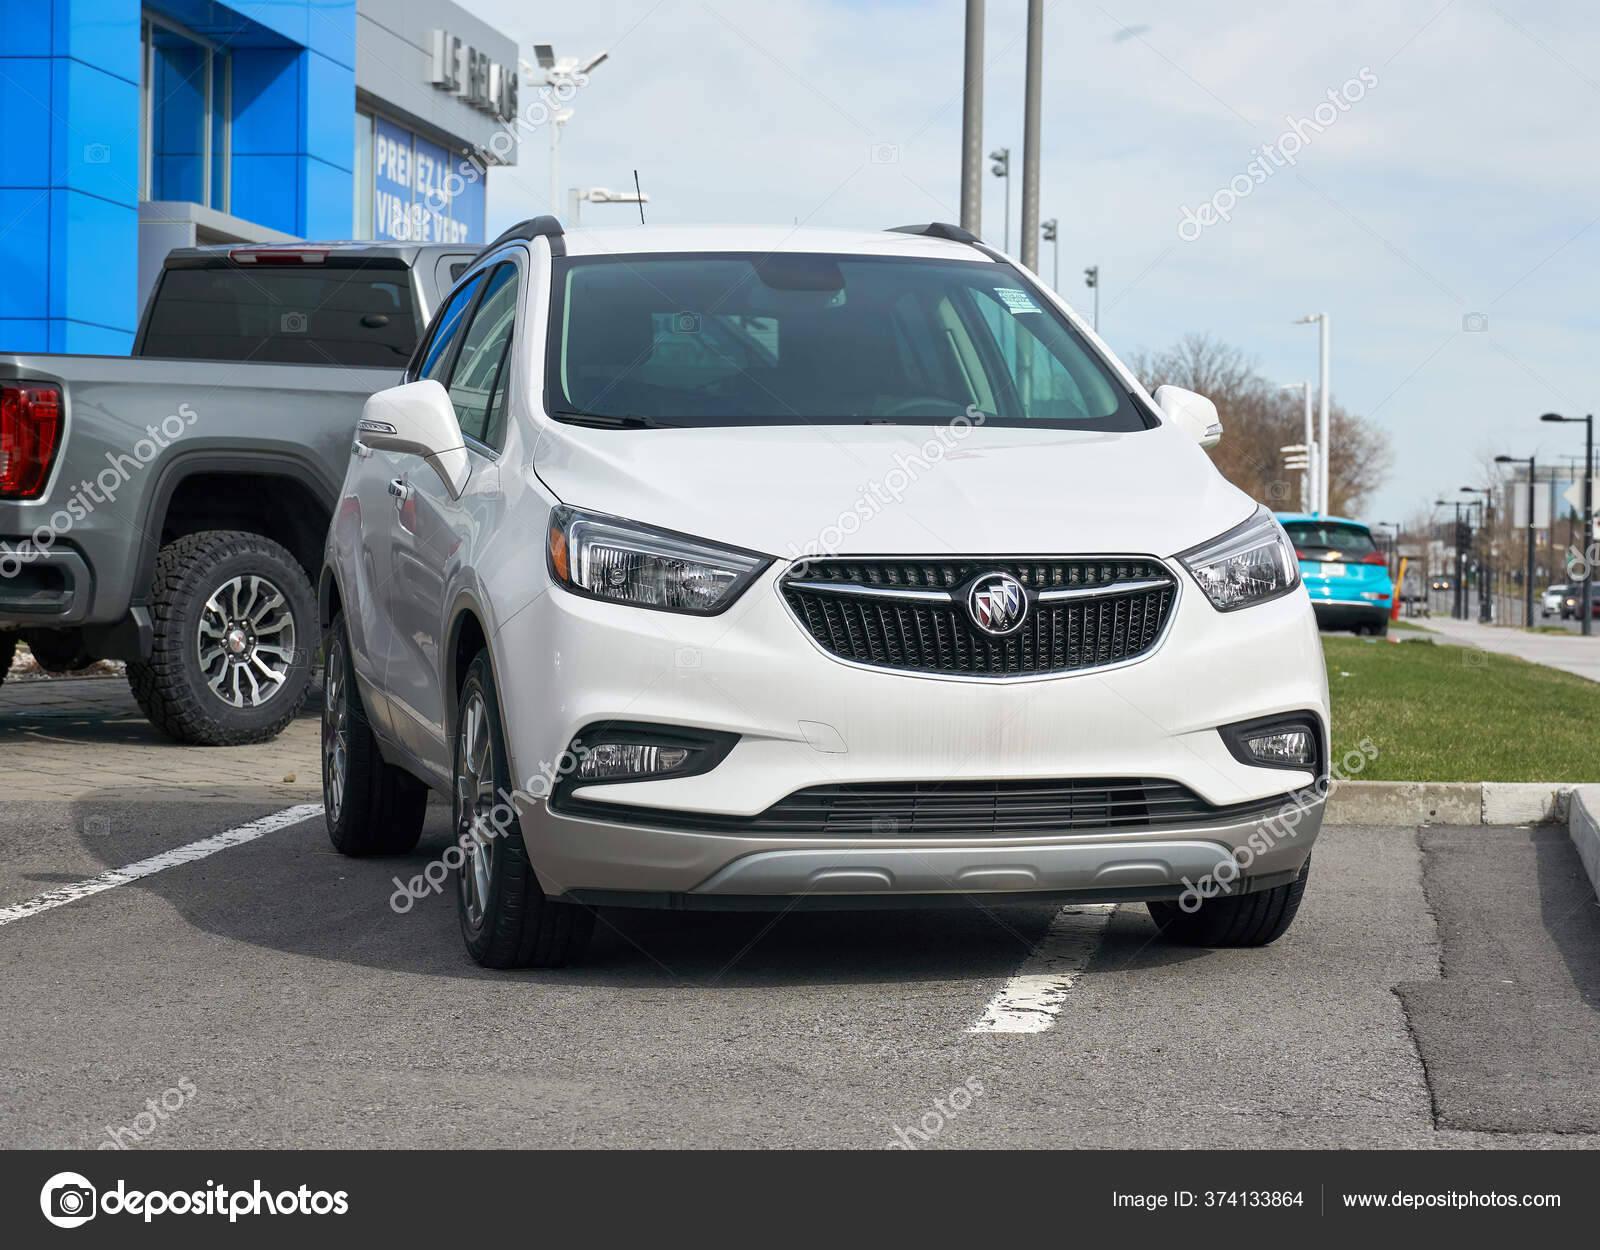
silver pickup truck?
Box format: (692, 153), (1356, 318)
(0, 240), (477, 744)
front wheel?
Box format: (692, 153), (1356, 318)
(128, 531), (316, 745)
(322, 612), (428, 856)
(454, 651), (593, 969)
(1147, 856), (1310, 947)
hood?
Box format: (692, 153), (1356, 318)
(527, 421), (1256, 561)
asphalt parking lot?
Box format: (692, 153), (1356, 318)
(2, 677), (1599, 1149)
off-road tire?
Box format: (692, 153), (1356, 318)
(455, 651), (593, 969)
(128, 530), (316, 745)
(322, 611), (428, 856)
(1147, 856), (1311, 947)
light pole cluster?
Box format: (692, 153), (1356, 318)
(521, 43), (609, 220)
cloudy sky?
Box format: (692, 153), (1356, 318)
(467, 0), (1600, 527)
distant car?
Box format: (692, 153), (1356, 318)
(1543, 584), (1571, 617)
(1276, 515), (1394, 635)
(1560, 587), (1600, 619)
(1430, 576), (1453, 592)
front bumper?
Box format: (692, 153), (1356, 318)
(493, 561), (1330, 901)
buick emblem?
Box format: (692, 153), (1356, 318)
(967, 572), (1028, 636)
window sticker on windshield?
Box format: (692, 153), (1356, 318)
(994, 287), (1041, 314)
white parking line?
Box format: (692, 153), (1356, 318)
(0, 804), (324, 929)
(967, 904), (1117, 1033)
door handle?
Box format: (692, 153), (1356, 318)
(388, 478), (411, 501)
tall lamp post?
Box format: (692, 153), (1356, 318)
(1293, 313), (1331, 518)
(1040, 218), (1058, 289)
(523, 44), (610, 218)
(1541, 412), (1594, 636)
(1083, 264), (1099, 331)
(1461, 487), (1492, 622)
(1494, 453), (1537, 628)
(989, 147), (1011, 252)
(1282, 382), (1317, 514)
(1436, 498), (1468, 620)
(959, 0), (984, 235)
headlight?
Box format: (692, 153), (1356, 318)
(1178, 506), (1300, 612)
(547, 507), (771, 614)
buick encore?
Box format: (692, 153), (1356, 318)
(320, 219), (1329, 968)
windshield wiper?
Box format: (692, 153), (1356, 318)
(551, 410), (675, 429)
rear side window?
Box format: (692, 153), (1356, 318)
(416, 272), (484, 382)
(139, 263), (418, 365)
(446, 263), (518, 448)
(1283, 523), (1378, 556)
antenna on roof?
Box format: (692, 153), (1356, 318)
(633, 171), (645, 224)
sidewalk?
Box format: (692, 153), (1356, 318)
(1419, 615), (1600, 684)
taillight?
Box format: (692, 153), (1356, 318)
(1361, 550), (1388, 566)
(0, 384), (62, 499)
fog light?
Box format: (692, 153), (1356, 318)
(578, 743), (691, 781)
(1242, 729), (1314, 767)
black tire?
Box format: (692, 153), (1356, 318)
(1147, 856), (1311, 947)
(322, 612), (427, 856)
(0, 632), (14, 688)
(22, 629), (94, 673)
(128, 530), (316, 745)
(454, 651), (593, 969)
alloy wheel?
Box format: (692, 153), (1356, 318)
(456, 690), (498, 931)
(195, 574), (298, 708)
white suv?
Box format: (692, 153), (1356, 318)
(320, 218), (1329, 968)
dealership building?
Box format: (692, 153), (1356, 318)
(0, 0), (520, 353)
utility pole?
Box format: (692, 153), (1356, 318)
(990, 147), (1010, 252)
(1083, 265), (1099, 332)
(959, 0), (984, 236)
(1019, 0), (1043, 271)
(1294, 314), (1331, 516)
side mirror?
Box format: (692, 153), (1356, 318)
(357, 380), (470, 498)
(1154, 384), (1223, 450)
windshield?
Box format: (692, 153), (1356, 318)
(1283, 522), (1379, 557)
(139, 261), (419, 366)
(545, 253), (1149, 429)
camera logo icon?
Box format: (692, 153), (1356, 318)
(869, 142), (900, 165)
(669, 310), (701, 335)
(40, 1172), (96, 1228)
(1461, 312), (1488, 332)
(83, 143), (111, 165)
(279, 310), (309, 334)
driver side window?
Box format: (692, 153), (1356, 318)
(413, 271), (484, 384)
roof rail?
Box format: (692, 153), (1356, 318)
(472, 214), (566, 263)
(888, 222), (981, 245)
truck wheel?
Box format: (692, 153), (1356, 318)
(1146, 856), (1310, 947)
(455, 651), (593, 968)
(0, 632), (14, 687)
(128, 531), (316, 746)
(322, 612), (427, 855)
(22, 629), (95, 673)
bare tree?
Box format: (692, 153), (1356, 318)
(1130, 333), (1392, 516)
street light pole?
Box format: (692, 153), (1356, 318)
(1040, 219), (1058, 289)
(989, 147), (1010, 252)
(1462, 487), (1492, 623)
(1282, 382), (1316, 513)
(959, 0), (984, 236)
(1018, 0), (1042, 271)
(1494, 453), (1537, 628)
(1540, 412), (1594, 636)
(1083, 264), (1099, 331)
(1293, 314), (1331, 516)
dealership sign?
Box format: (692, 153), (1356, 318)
(427, 29), (518, 122)
(372, 117), (486, 245)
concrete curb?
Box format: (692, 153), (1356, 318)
(1325, 780), (1572, 827)
(1568, 787), (1600, 906)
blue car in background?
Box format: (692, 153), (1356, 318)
(1275, 513), (1394, 635)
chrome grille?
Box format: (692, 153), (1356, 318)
(780, 557), (1177, 677)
